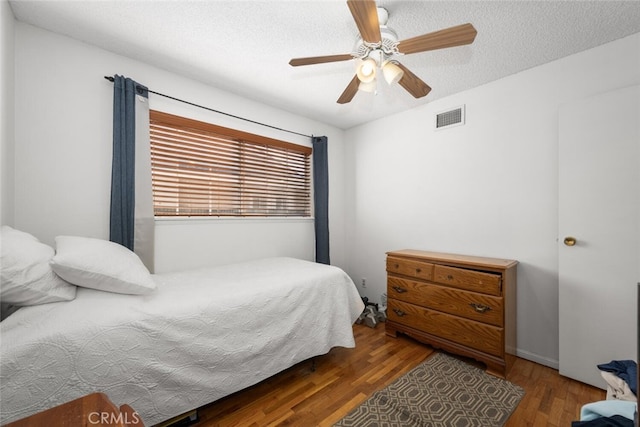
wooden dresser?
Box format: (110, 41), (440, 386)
(385, 249), (518, 377)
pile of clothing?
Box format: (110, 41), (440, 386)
(597, 360), (638, 402)
(571, 360), (638, 427)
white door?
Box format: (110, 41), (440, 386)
(558, 85), (640, 388)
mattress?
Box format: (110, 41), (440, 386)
(0, 257), (364, 425)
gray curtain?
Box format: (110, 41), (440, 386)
(312, 136), (330, 264)
(110, 75), (155, 271)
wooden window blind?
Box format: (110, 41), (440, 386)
(149, 110), (311, 217)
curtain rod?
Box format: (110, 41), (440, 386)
(104, 76), (312, 139)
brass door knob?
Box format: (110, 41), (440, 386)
(563, 236), (577, 246)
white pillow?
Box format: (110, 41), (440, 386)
(51, 236), (156, 295)
(0, 226), (77, 305)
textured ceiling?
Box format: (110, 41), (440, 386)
(9, 0), (640, 129)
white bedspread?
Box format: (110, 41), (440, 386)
(0, 257), (364, 425)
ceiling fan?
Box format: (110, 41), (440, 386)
(289, 0), (477, 104)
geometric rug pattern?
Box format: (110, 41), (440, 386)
(334, 352), (525, 427)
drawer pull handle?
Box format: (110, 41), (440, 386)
(393, 309), (407, 317)
(469, 303), (491, 313)
(392, 286), (407, 294)
(416, 268), (421, 273)
(394, 263), (399, 269)
(447, 274), (454, 280)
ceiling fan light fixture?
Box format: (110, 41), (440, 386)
(288, 1), (477, 104)
(358, 79), (377, 93)
(356, 58), (377, 83)
(382, 60), (404, 85)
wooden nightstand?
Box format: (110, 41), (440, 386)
(4, 392), (143, 427)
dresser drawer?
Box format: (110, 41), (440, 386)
(387, 276), (504, 326)
(387, 299), (503, 357)
(387, 256), (434, 281)
(433, 265), (502, 296)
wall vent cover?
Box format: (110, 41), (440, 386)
(435, 105), (465, 130)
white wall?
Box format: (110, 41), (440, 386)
(13, 22), (348, 273)
(344, 33), (640, 368)
(154, 218), (314, 273)
(0, 0), (15, 226)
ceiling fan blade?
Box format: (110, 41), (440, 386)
(337, 75), (361, 104)
(289, 54), (354, 67)
(347, 0), (381, 44)
(395, 63), (432, 98)
(397, 23), (477, 55)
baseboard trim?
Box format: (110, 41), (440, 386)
(516, 348), (559, 370)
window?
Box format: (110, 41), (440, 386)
(149, 110), (311, 217)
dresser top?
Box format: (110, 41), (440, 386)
(387, 249), (518, 269)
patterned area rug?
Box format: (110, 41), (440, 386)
(334, 352), (525, 427)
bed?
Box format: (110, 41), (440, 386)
(0, 228), (364, 425)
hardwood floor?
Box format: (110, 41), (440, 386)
(191, 324), (605, 427)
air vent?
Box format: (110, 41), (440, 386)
(435, 105), (465, 130)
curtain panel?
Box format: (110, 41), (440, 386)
(312, 136), (330, 264)
(109, 75), (155, 272)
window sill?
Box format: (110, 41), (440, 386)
(154, 216), (314, 225)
